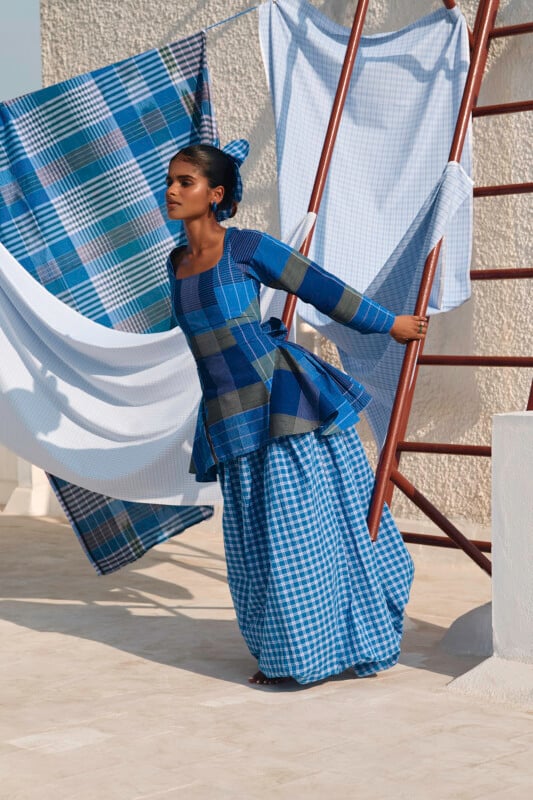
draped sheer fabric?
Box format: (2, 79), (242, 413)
(259, 0), (473, 446)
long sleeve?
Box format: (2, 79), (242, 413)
(230, 230), (395, 334)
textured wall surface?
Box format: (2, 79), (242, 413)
(32, 0), (533, 529)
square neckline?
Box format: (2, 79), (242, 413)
(170, 228), (234, 281)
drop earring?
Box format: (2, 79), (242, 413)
(210, 201), (218, 215)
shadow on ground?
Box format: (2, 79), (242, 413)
(0, 517), (485, 688)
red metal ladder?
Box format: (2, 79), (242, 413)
(281, 0), (532, 577)
(366, 0), (533, 576)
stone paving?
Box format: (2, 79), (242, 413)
(0, 513), (531, 799)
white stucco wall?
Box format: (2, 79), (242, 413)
(2, 0), (531, 528)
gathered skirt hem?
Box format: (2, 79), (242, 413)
(220, 425), (414, 686)
(256, 651), (401, 685)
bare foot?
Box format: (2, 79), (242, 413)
(248, 670), (291, 686)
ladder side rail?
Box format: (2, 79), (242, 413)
(473, 0), (491, 48)
(278, 1), (467, 331)
(281, 0), (370, 333)
(367, 0), (503, 540)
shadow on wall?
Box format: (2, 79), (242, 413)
(409, 300), (481, 443)
(323, 0), (473, 32)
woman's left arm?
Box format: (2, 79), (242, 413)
(234, 231), (427, 341)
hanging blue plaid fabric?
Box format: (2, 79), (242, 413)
(0, 31), (217, 574)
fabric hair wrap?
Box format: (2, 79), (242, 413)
(216, 139), (250, 220)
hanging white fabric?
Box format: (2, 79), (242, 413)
(0, 216), (315, 505)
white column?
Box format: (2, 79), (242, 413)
(448, 412), (533, 708)
(492, 412), (533, 662)
(3, 460), (65, 518)
(0, 2), (65, 519)
(0, 449), (18, 505)
(0, 0), (41, 100)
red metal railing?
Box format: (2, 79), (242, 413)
(470, 268), (533, 279)
(390, 469), (493, 572)
(474, 182), (533, 197)
(366, 0), (532, 574)
(365, 1), (507, 550)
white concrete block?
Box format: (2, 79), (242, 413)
(448, 413), (533, 708)
(448, 655), (533, 711)
(492, 412), (533, 663)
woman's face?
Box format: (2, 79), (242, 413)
(165, 158), (219, 221)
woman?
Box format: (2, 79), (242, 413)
(166, 140), (426, 686)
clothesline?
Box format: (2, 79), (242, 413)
(205, 4), (260, 32)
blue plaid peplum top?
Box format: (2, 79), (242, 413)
(168, 228), (395, 482)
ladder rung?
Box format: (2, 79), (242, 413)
(470, 268), (533, 280)
(473, 100), (533, 117)
(490, 22), (533, 38)
(391, 469), (493, 574)
(418, 356), (533, 367)
(474, 182), (533, 197)
(401, 532), (492, 552)
(397, 442), (491, 456)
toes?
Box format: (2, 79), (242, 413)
(248, 671), (267, 684)
(248, 671), (288, 685)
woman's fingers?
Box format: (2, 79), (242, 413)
(415, 315), (428, 338)
(389, 315), (429, 344)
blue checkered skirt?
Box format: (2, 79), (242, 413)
(219, 426), (414, 684)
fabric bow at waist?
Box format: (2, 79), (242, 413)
(260, 316), (289, 341)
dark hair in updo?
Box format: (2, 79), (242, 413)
(170, 144), (238, 218)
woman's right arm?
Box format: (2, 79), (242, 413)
(232, 230), (426, 340)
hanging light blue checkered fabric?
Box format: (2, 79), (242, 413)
(259, 0), (473, 447)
